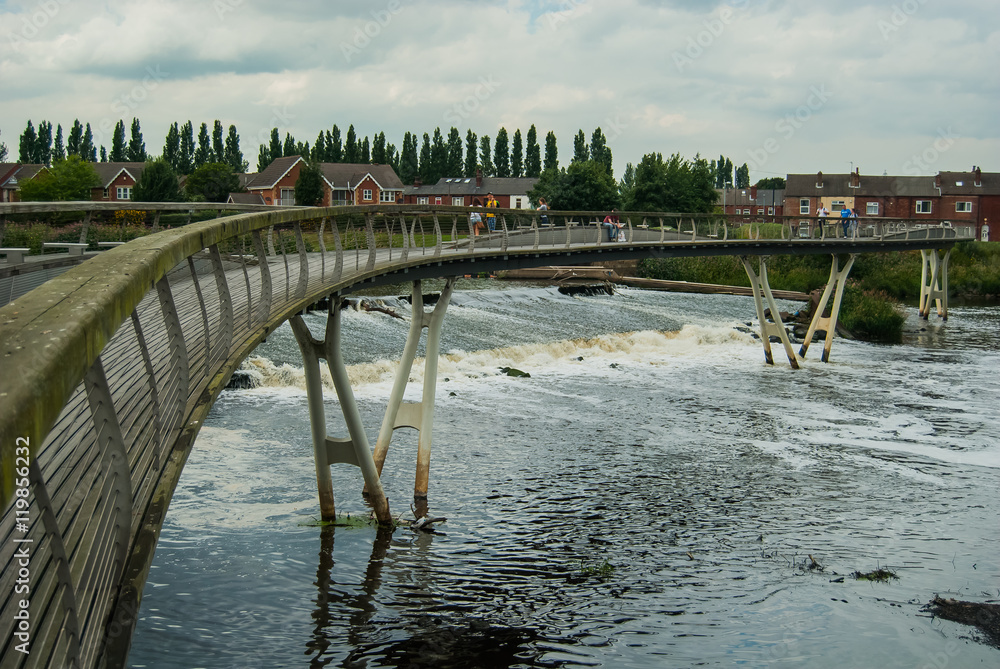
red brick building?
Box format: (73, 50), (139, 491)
(402, 173), (538, 209)
(716, 187), (784, 220)
(0, 163), (46, 202)
(91, 163), (146, 201)
(245, 156), (404, 206)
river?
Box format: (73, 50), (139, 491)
(127, 282), (1000, 668)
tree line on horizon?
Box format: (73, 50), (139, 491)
(6, 117), (768, 212)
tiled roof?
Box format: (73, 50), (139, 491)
(716, 188), (785, 206)
(92, 162), (146, 188)
(1, 164), (46, 187)
(246, 155), (304, 189)
(404, 176), (539, 196)
(227, 192), (266, 205)
(938, 171), (1000, 195)
(785, 173), (937, 197)
(319, 163), (404, 190)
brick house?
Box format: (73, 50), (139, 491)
(0, 163), (46, 202)
(91, 163), (146, 201)
(716, 187), (784, 220)
(786, 170), (943, 220)
(246, 156), (404, 206)
(938, 168), (1000, 241)
(402, 173), (539, 209)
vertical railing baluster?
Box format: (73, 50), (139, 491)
(252, 230), (272, 325)
(187, 257), (212, 379)
(209, 245), (234, 367)
(294, 222), (309, 300)
(130, 310), (163, 470)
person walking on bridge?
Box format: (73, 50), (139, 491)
(485, 192), (498, 232)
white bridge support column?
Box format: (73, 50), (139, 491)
(741, 256), (799, 369)
(798, 254), (856, 363)
(370, 278), (457, 513)
(919, 248), (951, 321)
(290, 304), (392, 525)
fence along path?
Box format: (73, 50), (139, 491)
(0, 204), (959, 668)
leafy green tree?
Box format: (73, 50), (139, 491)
(281, 132), (296, 158)
(386, 143), (399, 174)
(81, 123), (97, 161)
(493, 128), (510, 178)
(311, 131), (326, 162)
(418, 132), (432, 183)
(67, 120), (83, 157)
(372, 131), (387, 164)
(184, 162), (240, 202)
(544, 131), (558, 171)
(755, 176), (786, 189)
(618, 162), (636, 206)
(128, 118), (146, 162)
(572, 130), (589, 164)
(464, 129), (478, 176)
(225, 125), (247, 172)
(178, 121), (195, 174)
(132, 158), (183, 201)
(525, 125), (541, 178)
(110, 120), (127, 161)
(163, 122), (180, 170)
(257, 145), (270, 173)
(267, 128), (282, 164)
(19, 155), (99, 201)
(528, 160), (619, 212)
(194, 123), (213, 168)
(735, 163), (750, 188)
(19, 121), (37, 162)
(590, 127), (612, 176)
(361, 136), (370, 163)
(430, 128), (447, 181)
(344, 125), (359, 163)
(36, 121), (52, 165)
(328, 126), (342, 162)
(446, 127), (463, 176)
(211, 121), (225, 165)
(478, 134), (493, 177)
(399, 131), (418, 184)
(52, 125), (64, 161)
(511, 129), (523, 178)
(100, 146), (107, 162)
(294, 161), (325, 206)
(625, 152), (717, 213)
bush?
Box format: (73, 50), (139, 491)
(838, 285), (907, 343)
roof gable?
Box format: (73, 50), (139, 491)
(247, 155), (305, 189)
(92, 162), (146, 188)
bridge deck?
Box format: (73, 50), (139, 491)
(0, 205), (959, 668)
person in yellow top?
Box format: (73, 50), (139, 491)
(484, 192), (498, 232)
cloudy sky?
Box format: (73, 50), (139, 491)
(1, 0), (998, 182)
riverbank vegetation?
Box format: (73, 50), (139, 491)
(638, 242), (1000, 341)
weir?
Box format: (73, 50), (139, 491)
(0, 202), (959, 669)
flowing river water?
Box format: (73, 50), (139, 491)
(127, 282), (1000, 668)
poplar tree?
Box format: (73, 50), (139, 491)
(178, 121), (195, 174)
(430, 128), (447, 181)
(344, 125), (359, 163)
(312, 131), (327, 162)
(194, 122), (213, 168)
(590, 127), (612, 176)
(52, 125), (65, 161)
(36, 121), (53, 165)
(372, 131), (387, 164)
(267, 128), (282, 164)
(493, 128), (510, 178)
(399, 131), (418, 184)
(282, 132), (295, 158)
(571, 130), (588, 164)
(224, 125), (247, 172)
(0, 130), (8, 162)
(128, 118), (147, 162)
(525, 125), (541, 177)
(544, 131), (558, 171)
(418, 132), (432, 183)
(110, 120), (128, 161)
(464, 129), (478, 177)
(81, 123), (97, 161)
(446, 127), (463, 177)
(479, 135), (493, 177)
(67, 120), (83, 157)
(163, 123), (180, 171)
(212, 121), (225, 164)
(361, 136), (370, 163)
(511, 129), (523, 178)
(328, 125), (342, 162)
(19, 121), (37, 163)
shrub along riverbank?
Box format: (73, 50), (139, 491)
(638, 242), (1000, 342)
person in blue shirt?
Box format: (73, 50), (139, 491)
(840, 207), (851, 237)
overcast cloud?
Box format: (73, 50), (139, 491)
(1, 0), (997, 181)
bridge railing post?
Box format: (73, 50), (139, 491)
(799, 254), (857, 363)
(741, 255), (799, 369)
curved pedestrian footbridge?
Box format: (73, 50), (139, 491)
(0, 204), (958, 668)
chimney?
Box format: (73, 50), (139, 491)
(476, 169), (483, 189)
(851, 168), (860, 188)
(750, 186), (758, 201)
(413, 176), (422, 187)
(816, 171), (823, 188)
(975, 166), (982, 186)
(934, 173), (941, 189)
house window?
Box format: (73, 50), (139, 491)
(363, 189), (373, 201)
(831, 200), (845, 211)
(116, 186), (132, 200)
(380, 190), (395, 203)
(767, 207), (774, 215)
(757, 208), (764, 215)
(799, 198), (810, 214)
(279, 188), (294, 206)
(418, 197), (429, 205)
(743, 208), (751, 215)
(866, 202), (879, 215)
(956, 201), (972, 212)
(916, 200), (932, 213)
(434, 197), (442, 205)
(452, 196), (464, 206)
(103, 188), (109, 199)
